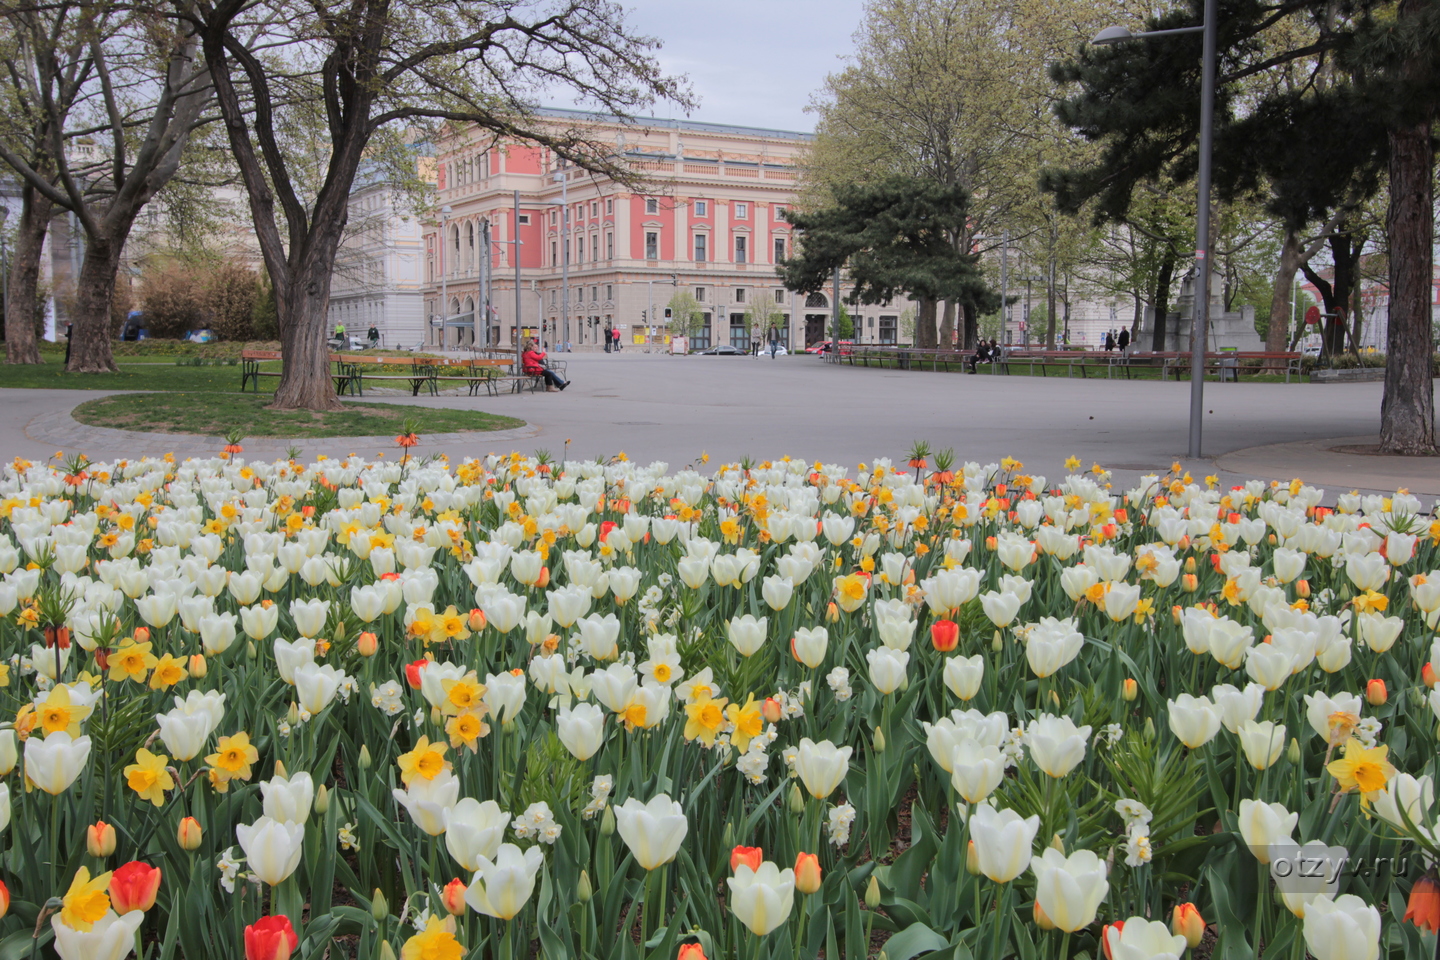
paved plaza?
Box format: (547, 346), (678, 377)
(1, 353), (1436, 495)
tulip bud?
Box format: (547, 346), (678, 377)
(1049, 690), (1060, 707)
(286, 702), (300, 725)
(721, 821), (735, 851)
(873, 727), (886, 753)
(1171, 902), (1204, 948)
(332, 620), (347, 645)
(88, 821), (117, 858)
(1286, 738), (1301, 765)
(1034, 899), (1055, 931)
(178, 817), (202, 851)
(358, 745), (372, 769)
(379, 942), (397, 960)
(441, 878), (467, 916)
(0, 879), (9, 919)
(794, 853), (822, 894)
(1183, 556), (1196, 573)
(991, 632), (1003, 653)
(864, 876), (881, 909)
(762, 697), (782, 724)
(1181, 573), (1198, 593)
(468, 608), (486, 631)
(134, 626), (150, 643)
(371, 888), (389, 920)
(826, 602), (839, 623)
(247, 641), (257, 659)
(576, 870), (593, 903)
(601, 805), (616, 836)
(1143, 717), (1155, 742)
(788, 783), (806, 814)
(1366, 679), (1387, 706)
(965, 840), (980, 875)
(677, 945), (707, 960)
(314, 784), (330, 814)
(1295, 578), (1310, 598)
(1426, 663), (1439, 689)
(357, 632), (378, 657)
(535, 566), (550, 589)
(189, 654), (208, 678)
(273, 759), (287, 779)
(1121, 678), (1138, 701)
(930, 619), (959, 652)
(731, 846), (764, 873)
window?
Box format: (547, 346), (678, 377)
(605, 284), (613, 301)
(695, 287), (706, 302)
(645, 232), (659, 259)
(694, 200), (708, 217)
(517, 214), (530, 225)
(591, 202), (598, 217)
(774, 205), (788, 219)
(774, 237), (786, 262)
(551, 241), (557, 266)
(692, 312), (712, 350)
(551, 211), (558, 226)
(735, 202), (748, 219)
(550, 290), (557, 306)
(576, 236), (583, 262)
(734, 236), (748, 264)
(590, 286), (598, 302)
(606, 232), (614, 259)
(730, 313), (750, 349)
(774, 289), (785, 304)
(735, 288), (746, 303)
(645, 198), (659, 214)
(693, 234), (707, 262)
(879, 315), (898, 344)
(606, 199), (614, 215)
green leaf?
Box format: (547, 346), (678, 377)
(881, 922), (950, 960)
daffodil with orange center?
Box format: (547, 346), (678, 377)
(726, 695), (764, 754)
(1327, 738), (1396, 807)
(439, 674), (485, 716)
(401, 914), (462, 960)
(445, 710), (490, 752)
(108, 638), (157, 683)
(60, 867), (113, 932)
(148, 653), (187, 690)
(206, 731), (259, 787)
(37, 686), (90, 737)
(125, 748), (175, 807)
(684, 694), (729, 747)
(397, 736), (449, 786)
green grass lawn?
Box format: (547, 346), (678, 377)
(0, 358), (257, 390)
(71, 393), (524, 438)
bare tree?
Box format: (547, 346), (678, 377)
(191, 0), (689, 410)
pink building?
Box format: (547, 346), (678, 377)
(422, 108), (905, 351)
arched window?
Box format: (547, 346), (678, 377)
(805, 292), (828, 309)
(465, 223), (475, 273)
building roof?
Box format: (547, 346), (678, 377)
(536, 106), (813, 143)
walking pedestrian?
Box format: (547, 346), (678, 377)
(1104, 331), (1116, 352)
(1117, 327), (1130, 352)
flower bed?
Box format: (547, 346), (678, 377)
(1, 450), (1438, 960)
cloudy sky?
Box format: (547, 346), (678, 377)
(566, 0), (869, 133)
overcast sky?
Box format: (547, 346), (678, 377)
(565, 0), (869, 133)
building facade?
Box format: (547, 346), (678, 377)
(421, 109), (912, 352)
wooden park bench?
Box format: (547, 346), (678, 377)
(328, 353), (439, 396)
(239, 350), (284, 392)
(429, 356), (519, 396)
(1161, 351), (1303, 383)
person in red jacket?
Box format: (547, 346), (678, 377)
(522, 340), (568, 391)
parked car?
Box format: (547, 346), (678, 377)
(757, 344), (789, 357)
(697, 344), (745, 355)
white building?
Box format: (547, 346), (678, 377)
(327, 155), (436, 348)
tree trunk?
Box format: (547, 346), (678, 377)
(961, 301), (977, 349)
(1266, 228), (1300, 355)
(938, 299), (955, 347)
(271, 260), (344, 410)
(1131, 292), (1142, 344)
(64, 238), (120, 373)
(1150, 247), (1176, 352)
(1045, 251), (1057, 349)
(5, 183), (50, 365)
(913, 297), (938, 349)
(1379, 114), (1437, 454)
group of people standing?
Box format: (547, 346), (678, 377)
(1104, 328), (1132, 352)
(603, 323), (623, 353)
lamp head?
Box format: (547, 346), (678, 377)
(1091, 25), (1133, 44)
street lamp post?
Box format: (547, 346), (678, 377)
(438, 205), (451, 348)
(554, 170), (569, 351)
(1094, 0), (1215, 458)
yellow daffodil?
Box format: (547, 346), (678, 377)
(60, 866), (113, 932)
(683, 695), (728, 747)
(445, 710), (490, 752)
(726, 695), (764, 754)
(206, 731), (259, 785)
(1327, 738), (1395, 807)
(109, 638), (158, 683)
(37, 685), (90, 737)
(125, 748), (175, 807)
(149, 653), (188, 690)
(439, 674), (486, 715)
(1353, 590), (1388, 613)
(397, 736), (449, 785)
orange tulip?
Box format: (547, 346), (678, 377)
(357, 632), (379, 657)
(467, 608), (486, 632)
(109, 861), (162, 914)
(1294, 578), (1311, 598)
(677, 944), (707, 960)
(87, 821), (117, 858)
(442, 878), (467, 916)
(535, 566), (550, 589)
(188, 654), (208, 678)
(1171, 902), (1205, 947)
(1405, 876), (1440, 933)
(0, 878), (9, 919)
(762, 698), (783, 724)
(178, 817), (203, 851)
(1425, 663), (1439, 690)
(1122, 678), (1138, 702)
(1100, 920), (1125, 960)
(730, 845), (763, 873)
(930, 619), (959, 652)
(1366, 679), (1388, 706)
(794, 852), (822, 894)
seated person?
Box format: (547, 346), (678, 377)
(522, 340), (568, 391)
(968, 340), (991, 373)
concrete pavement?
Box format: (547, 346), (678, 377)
(2, 353), (1436, 497)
